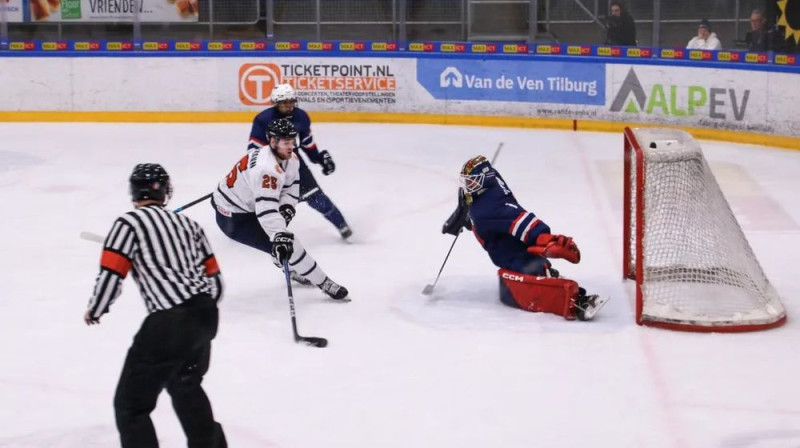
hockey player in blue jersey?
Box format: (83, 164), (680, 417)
(441, 155), (606, 320)
(248, 84), (352, 242)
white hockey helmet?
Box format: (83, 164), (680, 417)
(270, 84), (297, 104)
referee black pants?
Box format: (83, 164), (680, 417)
(114, 294), (226, 448)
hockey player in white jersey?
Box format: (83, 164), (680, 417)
(212, 118), (349, 301)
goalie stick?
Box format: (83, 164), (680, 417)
(422, 142), (504, 295)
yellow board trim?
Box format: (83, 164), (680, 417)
(1, 111), (797, 150)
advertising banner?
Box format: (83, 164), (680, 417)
(0, 55), (799, 139)
(1, 0), (24, 22)
(9, 0), (198, 23)
(606, 64), (772, 134)
(235, 59), (411, 112)
(416, 58), (605, 105)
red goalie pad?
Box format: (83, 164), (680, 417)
(498, 269), (580, 320)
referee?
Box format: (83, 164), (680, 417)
(86, 163), (227, 448)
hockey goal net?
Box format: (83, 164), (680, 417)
(623, 127), (786, 332)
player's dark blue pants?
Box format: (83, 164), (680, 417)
(298, 155), (348, 231)
(114, 294), (226, 448)
(485, 237), (551, 308)
(213, 203), (272, 254)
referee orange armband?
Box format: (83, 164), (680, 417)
(203, 255), (220, 276)
(101, 250), (132, 277)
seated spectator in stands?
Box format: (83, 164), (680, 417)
(745, 9), (780, 51)
(687, 19), (721, 50)
(605, 1), (637, 46)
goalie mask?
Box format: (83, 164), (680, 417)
(129, 163), (172, 204)
(459, 155), (494, 195)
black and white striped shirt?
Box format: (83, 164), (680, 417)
(87, 204), (223, 319)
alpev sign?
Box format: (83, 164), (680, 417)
(609, 67), (753, 122)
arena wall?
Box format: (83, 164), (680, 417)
(1, 53), (798, 149)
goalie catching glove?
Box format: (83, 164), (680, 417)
(527, 233), (581, 264)
(441, 189), (473, 236)
(271, 232), (294, 264)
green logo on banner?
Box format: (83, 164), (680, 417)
(610, 68), (750, 121)
(61, 0), (82, 20)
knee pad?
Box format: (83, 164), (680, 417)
(498, 269), (579, 320)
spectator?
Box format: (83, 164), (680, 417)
(606, 1), (637, 46)
(745, 9), (780, 51)
(687, 19), (722, 50)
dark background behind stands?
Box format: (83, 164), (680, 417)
(4, 0), (796, 51)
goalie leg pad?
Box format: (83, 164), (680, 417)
(498, 269), (579, 320)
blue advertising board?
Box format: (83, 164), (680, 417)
(416, 59), (605, 105)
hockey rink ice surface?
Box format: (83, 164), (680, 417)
(1, 122), (799, 448)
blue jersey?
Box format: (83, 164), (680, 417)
(248, 106), (323, 164)
(467, 170), (551, 274)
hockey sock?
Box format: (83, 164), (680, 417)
(306, 191), (348, 229)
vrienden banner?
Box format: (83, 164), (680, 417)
(3, 0), (199, 23)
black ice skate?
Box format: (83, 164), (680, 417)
(319, 277), (350, 302)
(290, 271), (313, 286)
(338, 225), (353, 240)
(574, 287), (609, 321)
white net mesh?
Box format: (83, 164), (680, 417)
(627, 128), (785, 329)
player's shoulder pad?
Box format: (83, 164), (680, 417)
(249, 146), (279, 171)
(293, 108), (311, 123)
(254, 107), (278, 123)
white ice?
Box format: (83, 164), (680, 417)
(1, 123), (799, 448)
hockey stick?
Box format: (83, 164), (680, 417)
(422, 142), (504, 295)
(282, 259), (328, 348)
(173, 193), (212, 213)
(80, 193), (213, 243)
(79, 231), (105, 244)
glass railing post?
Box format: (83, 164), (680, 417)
(266, 0), (274, 41)
(529, 0), (539, 43)
(399, 0), (407, 46)
(315, 0), (321, 40)
(652, 0), (661, 47)
(133, 0), (142, 50)
(0, 1), (8, 51)
(209, 0), (215, 39)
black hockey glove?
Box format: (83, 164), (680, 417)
(271, 232), (294, 264)
(279, 204), (296, 225)
(320, 150), (336, 175)
(441, 189), (472, 236)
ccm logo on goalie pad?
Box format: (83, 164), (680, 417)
(502, 272), (524, 282)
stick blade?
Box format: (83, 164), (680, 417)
(298, 336), (328, 348)
(80, 231), (105, 243)
(421, 284), (435, 295)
